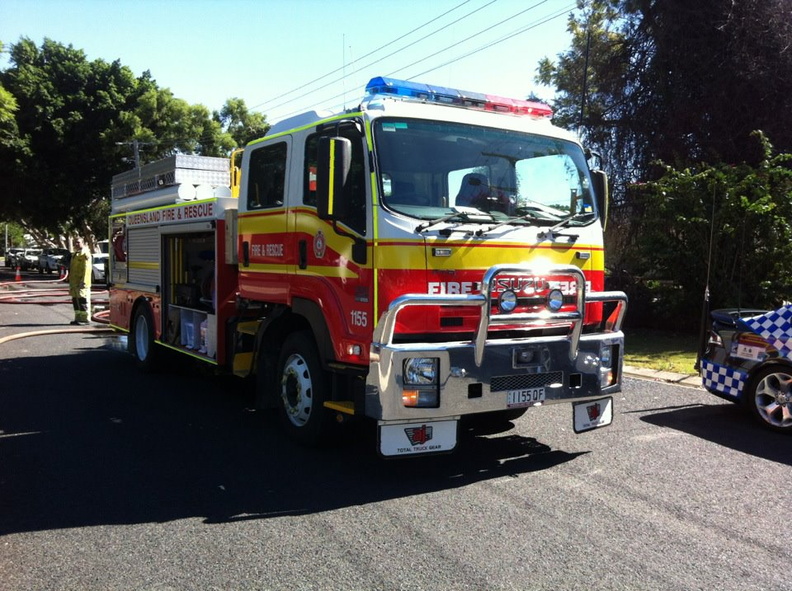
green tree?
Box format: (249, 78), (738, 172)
(1, 220), (26, 250)
(215, 97), (270, 147)
(537, 1), (792, 327)
(0, 41), (19, 150)
(0, 38), (137, 240)
(537, 0), (792, 182)
(0, 38), (242, 242)
(129, 84), (235, 158)
(620, 133), (792, 327)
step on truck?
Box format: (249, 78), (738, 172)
(108, 76), (627, 457)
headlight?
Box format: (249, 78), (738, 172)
(403, 357), (439, 385)
(547, 289), (564, 312)
(600, 344), (612, 367)
(499, 290), (517, 313)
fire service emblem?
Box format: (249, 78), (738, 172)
(314, 231), (326, 259)
(404, 425), (433, 446)
(587, 402), (602, 422)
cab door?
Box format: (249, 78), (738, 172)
(293, 122), (373, 364)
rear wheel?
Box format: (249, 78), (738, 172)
(130, 304), (160, 372)
(277, 331), (334, 445)
(746, 365), (792, 433)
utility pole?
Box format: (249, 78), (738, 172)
(116, 140), (151, 169)
(578, 28), (592, 133)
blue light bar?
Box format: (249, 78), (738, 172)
(364, 76), (552, 118)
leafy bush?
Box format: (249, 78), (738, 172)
(612, 132), (792, 328)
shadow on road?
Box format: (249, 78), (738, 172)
(639, 401), (792, 467)
(0, 342), (584, 534)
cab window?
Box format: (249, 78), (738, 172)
(247, 142), (287, 210)
(304, 126), (367, 236)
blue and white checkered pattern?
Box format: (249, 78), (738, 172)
(701, 360), (746, 399)
(738, 305), (792, 360)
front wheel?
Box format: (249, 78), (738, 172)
(746, 365), (792, 433)
(277, 331), (334, 445)
(130, 304), (160, 372)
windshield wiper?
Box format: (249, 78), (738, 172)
(537, 211), (595, 241)
(474, 205), (581, 236)
(415, 211), (495, 233)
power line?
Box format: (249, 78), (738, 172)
(407, 3), (575, 80)
(258, 0), (498, 116)
(249, 0), (476, 111)
(271, 2), (573, 121)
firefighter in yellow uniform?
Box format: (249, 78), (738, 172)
(68, 238), (92, 325)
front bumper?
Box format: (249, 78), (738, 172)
(366, 264), (627, 422)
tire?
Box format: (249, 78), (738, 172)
(277, 330), (334, 445)
(746, 365), (792, 433)
(130, 304), (160, 372)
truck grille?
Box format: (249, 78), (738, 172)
(490, 371), (563, 392)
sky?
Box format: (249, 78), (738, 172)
(0, 0), (579, 125)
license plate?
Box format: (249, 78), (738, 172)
(573, 397), (613, 433)
(507, 387), (546, 408)
(733, 343), (765, 361)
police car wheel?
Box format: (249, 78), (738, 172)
(746, 365), (792, 433)
(277, 331), (333, 444)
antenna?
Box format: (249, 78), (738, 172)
(695, 185), (718, 371)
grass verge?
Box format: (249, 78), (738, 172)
(623, 328), (700, 375)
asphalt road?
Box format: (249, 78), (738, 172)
(1, 275), (791, 590)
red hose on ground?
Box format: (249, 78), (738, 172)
(0, 270), (111, 325)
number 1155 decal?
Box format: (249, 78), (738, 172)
(350, 310), (368, 327)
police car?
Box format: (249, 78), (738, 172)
(701, 306), (792, 433)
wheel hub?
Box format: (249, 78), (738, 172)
(755, 371), (792, 429)
(283, 368), (301, 412)
(281, 354), (313, 427)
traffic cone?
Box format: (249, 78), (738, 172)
(14, 266), (21, 281)
(59, 265), (66, 279)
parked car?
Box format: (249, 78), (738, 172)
(4, 247), (24, 267)
(19, 248), (42, 270)
(38, 248), (69, 274)
(92, 252), (109, 283)
(701, 306), (792, 432)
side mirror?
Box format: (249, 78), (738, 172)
(591, 169), (609, 231)
(316, 136), (352, 220)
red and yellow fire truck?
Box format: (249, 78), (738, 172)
(108, 76), (627, 457)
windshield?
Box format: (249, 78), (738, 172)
(373, 118), (596, 225)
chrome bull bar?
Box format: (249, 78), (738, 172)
(372, 264), (628, 366)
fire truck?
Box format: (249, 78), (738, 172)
(108, 76), (627, 457)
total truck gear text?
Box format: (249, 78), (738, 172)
(108, 76), (627, 457)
